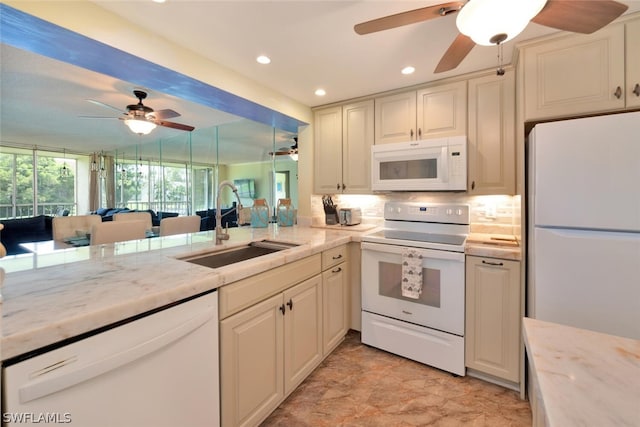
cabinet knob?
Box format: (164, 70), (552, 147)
(279, 304), (286, 315)
(342, 183), (346, 190)
(614, 86), (622, 99)
(286, 299), (293, 310)
(633, 83), (640, 97)
(336, 183), (340, 190)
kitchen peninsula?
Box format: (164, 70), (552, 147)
(1, 226), (354, 361)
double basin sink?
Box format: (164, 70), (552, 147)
(179, 239), (299, 269)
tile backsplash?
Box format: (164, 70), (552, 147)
(311, 193), (521, 236)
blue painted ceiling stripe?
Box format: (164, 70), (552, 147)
(0, 3), (306, 133)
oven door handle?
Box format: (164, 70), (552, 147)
(361, 242), (464, 262)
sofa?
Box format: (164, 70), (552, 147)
(196, 206), (238, 231)
(0, 215), (54, 255)
(91, 208), (179, 227)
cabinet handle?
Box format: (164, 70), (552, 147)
(471, 180), (475, 190)
(331, 267), (342, 273)
(482, 260), (504, 266)
(410, 129), (414, 138)
(279, 304), (286, 315)
(418, 128), (422, 139)
(332, 254), (343, 260)
(342, 183), (346, 190)
(286, 299), (293, 310)
(633, 83), (640, 97)
(614, 86), (622, 99)
(336, 183), (340, 190)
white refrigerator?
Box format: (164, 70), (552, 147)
(527, 111), (640, 340)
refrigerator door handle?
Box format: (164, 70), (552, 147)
(18, 308), (215, 404)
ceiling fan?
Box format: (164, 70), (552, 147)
(269, 137), (299, 161)
(82, 90), (195, 135)
(354, 0), (628, 74)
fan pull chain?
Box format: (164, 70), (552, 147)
(496, 42), (505, 76)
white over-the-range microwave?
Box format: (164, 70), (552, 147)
(371, 136), (467, 192)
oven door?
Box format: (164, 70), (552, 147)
(361, 241), (465, 336)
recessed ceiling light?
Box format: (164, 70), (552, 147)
(315, 89), (326, 97)
(401, 66), (415, 75)
(152, 0), (166, 3)
(256, 55), (271, 65)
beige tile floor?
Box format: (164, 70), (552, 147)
(262, 331), (531, 426)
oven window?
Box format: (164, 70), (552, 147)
(378, 261), (441, 307)
(379, 159), (437, 180)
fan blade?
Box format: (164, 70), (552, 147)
(434, 33), (475, 73)
(78, 115), (118, 119)
(86, 99), (126, 114)
(354, 1), (465, 35)
(148, 109), (181, 120)
(532, 0), (628, 34)
(156, 120), (195, 132)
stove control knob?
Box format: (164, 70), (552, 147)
(446, 208), (453, 215)
(456, 209), (463, 216)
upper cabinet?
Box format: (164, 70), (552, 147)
(314, 100), (374, 194)
(467, 70), (516, 195)
(626, 19), (640, 109)
(522, 16), (640, 121)
(417, 81), (468, 140)
(374, 91), (416, 144)
(374, 81), (467, 144)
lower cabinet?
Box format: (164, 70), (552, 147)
(465, 256), (521, 384)
(220, 275), (322, 427)
(321, 245), (349, 354)
(220, 245), (350, 427)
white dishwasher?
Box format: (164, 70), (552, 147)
(3, 290), (219, 427)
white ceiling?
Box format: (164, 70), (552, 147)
(91, 0), (640, 107)
(2, 1), (640, 162)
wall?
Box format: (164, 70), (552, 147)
(311, 193), (521, 236)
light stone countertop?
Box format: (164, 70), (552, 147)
(465, 233), (521, 261)
(523, 318), (640, 426)
(1, 224), (518, 362)
(0, 225), (355, 361)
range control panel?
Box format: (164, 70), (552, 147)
(384, 202), (470, 225)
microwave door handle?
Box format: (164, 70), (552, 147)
(440, 146), (449, 182)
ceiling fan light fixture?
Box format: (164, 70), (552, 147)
(456, 0), (547, 46)
(124, 118), (157, 135)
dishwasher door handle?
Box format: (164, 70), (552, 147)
(19, 308), (215, 404)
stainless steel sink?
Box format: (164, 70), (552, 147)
(179, 240), (298, 269)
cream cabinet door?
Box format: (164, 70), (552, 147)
(342, 100), (374, 193)
(314, 106), (343, 193)
(322, 260), (349, 354)
(416, 81), (467, 139)
(626, 19), (640, 108)
(523, 25), (625, 120)
(220, 293), (284, 427)
(467, 70), (515, 195)
(374, 91), (417, 144)
(465, 256), (521, 383)
(283, 275), (323, 395)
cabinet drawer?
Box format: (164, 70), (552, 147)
(322, 245), (348, 270)
(219, 254), (321, 319)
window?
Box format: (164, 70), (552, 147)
(0, 147), (76, 219)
